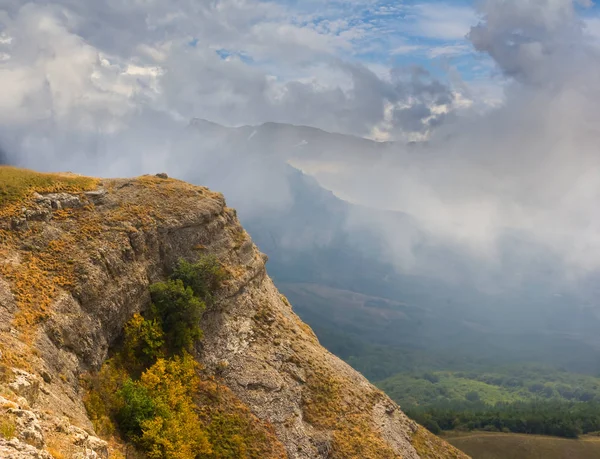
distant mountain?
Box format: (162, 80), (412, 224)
(188, 118), (395, 164)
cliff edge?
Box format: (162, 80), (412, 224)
(0, 167), (468, 459)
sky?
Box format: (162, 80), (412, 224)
(1, 0), (599, 147)
(0, 0), (516, 151)
(4, 0), (600, 281)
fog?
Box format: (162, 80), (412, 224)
(2, 0), (600, 294)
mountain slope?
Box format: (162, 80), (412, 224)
(0, 167), (467, 459)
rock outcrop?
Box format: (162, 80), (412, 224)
(0, 168), (468, 458)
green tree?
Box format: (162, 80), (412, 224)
(149, 279), (205, 354)
(171, 257), (226, 304)
(123, 313), (165, 372)
(138, 354), (211, 458)
(466, 391), (481, 402)
(422, 372), (440, 384)
(423, 418), (441, 434)
(85, 255), (237, 458)
(117, 379), (156, 441)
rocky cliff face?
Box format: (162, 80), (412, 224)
(0, 168), (468, 459)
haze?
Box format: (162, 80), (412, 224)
(3, 0), (600, 313)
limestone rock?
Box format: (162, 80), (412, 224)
(8, 370), (41, 405)
(43, 192), (83, 210)
(70, 425), (108, 459)
(9, 408), (45, 448)
(0, 438), (52, 459)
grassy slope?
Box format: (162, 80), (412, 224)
(377, 367), (600, 408)
(378, 373), (526, 407)
(444, 432), (600, 459)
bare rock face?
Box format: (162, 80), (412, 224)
(0, 438), (53, 459)
(0, 171), (468, 458)
(8, 370), (41, 405)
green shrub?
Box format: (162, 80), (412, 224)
(171, 257), (226, 305)
(422, 372), (439, 384)
(85, 255), (253, 458)
(117, 379), (156, 441)
(423, 418), (441, 435)
(149, 280), (205, 354)
(83, 359), (129, 436)
(465, 391), (481, 402)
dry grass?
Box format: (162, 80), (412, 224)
(0, 170), (219, 359)
(300, 365), (467, 459)
(0, 167), (99, 345)
(444, 431), (600, 459)
(0, 166), (98, 213)
(0, 414), (16, 439)
(411, 427), (468, 459)
(45, 436), (80, 459)
(46, 446), (66, 459)
(232, 228), (247, 249)
(195, 376), (287, 458)
(0, 363), (12, 384)
(301, 369), (400, 459)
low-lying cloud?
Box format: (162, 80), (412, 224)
(2, 0), (600, 289)
(302, 0), (600, 282)
(0, 0), (458, 167)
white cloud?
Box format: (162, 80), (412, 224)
(0, 0), (469, 172)
(427, 43), (471, 58)
(3, 0), (600, 286)
(404, 3), (479, 40)
(583, 16), (600, 42)
(309, 0), (600, 278)
(391, 43), (425, 55)
(391, 42), (471, 58)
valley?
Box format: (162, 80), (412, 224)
(443, 432), (600, 459)
(183, 120), (600, 456)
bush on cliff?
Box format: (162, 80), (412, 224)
(85, 256), (222, 457)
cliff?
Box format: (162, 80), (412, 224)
(0, 167), (468, 459)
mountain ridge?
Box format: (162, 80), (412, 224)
(0, 167), (467, 458)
